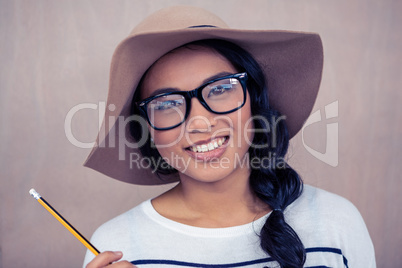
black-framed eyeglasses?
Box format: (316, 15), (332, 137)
(137, 72), (248, 130)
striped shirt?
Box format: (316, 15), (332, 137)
(83, 185), (376, 268)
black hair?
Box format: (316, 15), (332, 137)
(130, 39), (306, 267)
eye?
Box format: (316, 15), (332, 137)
(150, 98), (184, 111)
(207, 83), (234, 97)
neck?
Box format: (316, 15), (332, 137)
(154, 166), (269, 227)
(178, 169), (254, 212)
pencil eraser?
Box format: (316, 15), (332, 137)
(29, 188), (41, 200)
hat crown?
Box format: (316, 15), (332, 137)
(131, 6), (229, 35)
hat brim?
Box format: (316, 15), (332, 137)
(84, 27), (323, 185)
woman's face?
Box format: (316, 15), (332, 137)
(140, 46), (254, 184)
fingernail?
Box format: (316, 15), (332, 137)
(114, 251), (123, 257)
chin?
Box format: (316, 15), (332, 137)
(178, 163), (240, 184)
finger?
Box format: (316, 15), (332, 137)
(86, 251), (123, 268)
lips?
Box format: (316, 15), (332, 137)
(186, 136), (227, 153)
(184, 136), (230, 161)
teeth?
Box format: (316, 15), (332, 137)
(189, 137), (226, 153)
(208, 143), (214, 150)
(201, 145), (208, 152)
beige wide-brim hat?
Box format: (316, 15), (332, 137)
(84, 6), (323, 185)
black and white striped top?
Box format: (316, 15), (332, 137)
(83, 185), (376, 268)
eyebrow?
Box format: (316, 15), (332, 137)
(147, 71), (235, 98)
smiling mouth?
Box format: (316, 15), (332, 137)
(186, 136), (228, 153)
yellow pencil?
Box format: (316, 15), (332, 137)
(29, 188), (100, 256)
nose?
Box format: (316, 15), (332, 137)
(185, 98), (216, 133)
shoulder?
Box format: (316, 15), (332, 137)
(87, 200), (154, 252)
(291, 184), (360, 216)
(286, 185), (376, 267)
(83, 200), (155, 266)
(287, 184), (368, 234)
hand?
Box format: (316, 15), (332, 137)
(86, 251), (136, 268)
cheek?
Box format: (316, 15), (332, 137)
(237, 94), (254, 147)
(240, 113), (254, 149)
(150, 126), (185, 158)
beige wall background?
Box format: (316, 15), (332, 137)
(1, 0), (401, 267)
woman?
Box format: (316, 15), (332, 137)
(83, 6), (375, 268)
